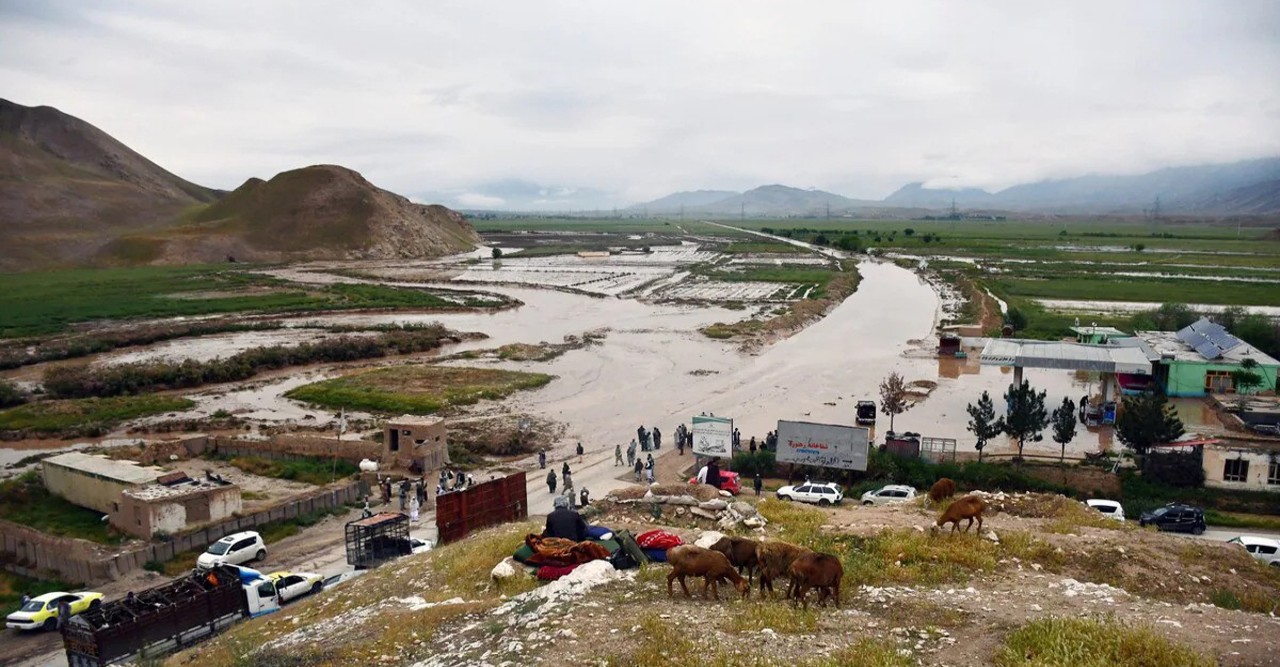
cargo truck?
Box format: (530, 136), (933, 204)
(62, 565), (280, 667)
(345, 512), (412, 569)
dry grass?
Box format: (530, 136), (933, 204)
(993, 616), (1215, 667)
(725, 600), (818, 634)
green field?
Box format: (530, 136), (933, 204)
(0, 395), (194, 434)
(0, 472), (126, 544)
(0, 265), (502, 338)
(285, 365), (554, 414)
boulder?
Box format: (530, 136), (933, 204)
(742, 517), (766, 529)
(730, 501), (756, 517)
(699, 499), (729, 512)
(690, 508), (719, 520)
(695, 530), (727, 548)
(490, 557), (519, 581)
(666, 496), (699, 506)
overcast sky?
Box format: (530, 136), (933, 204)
(3, 1), (1278, 209)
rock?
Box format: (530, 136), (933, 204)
(691, 508), (719, 520)
(695, 531), (727, 548)
(730, 501), (756, 516)
(719, 490), (732, 497)
(675, 507), (688, 516)
(914, 525), (925, 533)
(743, 517), (765, 529)
(648, 495), (670, 505)
(699, 499), (729, 511)
(491, 557), (519, 581)
(666, 496), (699, 506)
(983, 531), (999, 543)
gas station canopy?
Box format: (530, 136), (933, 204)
(979, 339), (1153, 375)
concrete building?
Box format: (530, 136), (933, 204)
(41, 452), (163, 514)
(1132, 318), (1279, 397)
(109, 477), (242, 538)
(1070, 325), (1132, 345)
(1201, 441), (1280, 492)
(383, 415), (450, 473)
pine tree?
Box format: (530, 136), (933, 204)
(1116, 391), (1185, 458)
(966, 391), (1003, 462)
(1051, 396), (1078, 465)
(1002, 380), (1049, 461)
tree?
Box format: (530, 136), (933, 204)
(966, 391), (1003, 463)
(1050, 397), (1078, 465)
(491, 247), (503, 259)
(1115, 391), (1185, 459)
(1001, 380), (1049, 461)
(904, 228), (915, 236)
(879, 372), (911, 432)
(1004, 307), (1028, 332)
(1231, 358), (1264, 395)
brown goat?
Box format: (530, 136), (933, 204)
(927, 478), (956, 507)
(933, 494), (988, 534)
(666, 545), (749, 601)
(709, 536), (760, 584)
(787, 551), (843, 609)
(754, 540), (810, 597)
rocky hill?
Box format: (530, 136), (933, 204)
(161, 165), (479, 263)
(0, 98), (219, 269)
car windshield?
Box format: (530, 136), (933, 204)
(19, 600), (44, 612)
(207, 541), (232, 555)
(1150, 507), (1169, 517)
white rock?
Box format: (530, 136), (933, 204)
(695, 531), (727, 548)
(719, 490), (732, 497)
(699, 499), (729, 511)
(743, 517), (766, 528)
(983, 530), (999, 543)
(491, 557), (520, 581)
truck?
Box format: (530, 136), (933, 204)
(345, 512), (412, 569)
(62, 565), (280, 667)
(855, 400), (877, 426)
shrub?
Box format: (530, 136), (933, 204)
(994, 616), (1213, 667)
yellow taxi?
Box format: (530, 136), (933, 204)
(6, 591), (104, 631)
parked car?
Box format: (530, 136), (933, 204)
(688, 470), (742, 495)
(1138, 503), (1206, 534)
(410, 537), (434, 554)
(776, 482), (844, 506)
(268, 571), (324, 603)
(322, 570), (367, 590)
(860, 484), (917, 506)
(5, 591), (103, 631)
(197, 531), (266, 570)
(1227, 536), (1280, 567)
(1085, 499), (1126, 522)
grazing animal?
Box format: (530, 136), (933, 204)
(927, 478), (956, 507)
(754, 540), (810, 597)
(787, 551), (843, 609)
(933, 494), (988, 534)
(666, 545), (749, 601)
(709, 536), (760, 584)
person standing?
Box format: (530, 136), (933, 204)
(749, 436), (757, 454)
(677, 434), (684, 455)
(627, 440), (636, 466)
(539, 450), (547, 469)
(636, 425), (646, 450)
(614, 444), (623, 466)
(580, 487), (590, 507)
(547, 470), (557, 494)
(653, 427), (662, 450)
(753, 473), (763, 497)
(562, 461), (571, 477)
(399, 479), (409, 510)
(633, 458), (643, 482)
(563, 470), (574, 494)
(705, 458), (721, 489)
(576, 442), (584, 463)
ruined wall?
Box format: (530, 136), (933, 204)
(2, 482), (362, 585)
(214, 435), (379, 464)
(1204, 446), (1280, 492)
(41, 464), (142, 514)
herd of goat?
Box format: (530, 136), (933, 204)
(664, 479), (988, 609)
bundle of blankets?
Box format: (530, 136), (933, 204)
(514, 528), (621, 581)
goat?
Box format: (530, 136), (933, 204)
(927, 478), (956, 508)
(933, 494), (988, 534)
(787, 551), (843, 609)
(666, 545), (749, 601)
(709, 536), (760, 585)
(754, 540), (810, 598)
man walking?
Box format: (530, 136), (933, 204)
(753, 473), (763, 497)
(563, 470), (574, 494)
(562, 461), (571, 477)
(653, 427), (662, 450)
(615, 444), (623, 466)
(576, 442), (584, 461)
(627, 440), (636, 466)
(547, 470), (557, 494)
(539, 450), (547, 469)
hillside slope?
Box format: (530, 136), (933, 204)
(157, 165), (479, 262)
(0, 98), (219, 268)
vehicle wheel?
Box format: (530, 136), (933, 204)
(89, 600), (101, 610)
(780, 494), (792, 502)
(255, 549), (266, 562)
(819, 499), (831, 506)
(43, 618), (57, 632)
(1191, 525), (1205, 535)
(311, 582), (323, 595)
(863, 501), (873, 506)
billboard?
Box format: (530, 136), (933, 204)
(775, 420), (869, 471)
(692, 415), (733, 458)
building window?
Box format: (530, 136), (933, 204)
(1223, 458), (1249, 483)
(1269, 461), (1280, 486)
(1205, 371), (1233, 394)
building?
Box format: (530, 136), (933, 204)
(42, 452), (164, 514)
(1131, 318), (1279, 397)
(109, 475), (242, 538)
(383, 415), (450, 473)
(1200, 441), (1280, 492)
(1070, 325), (1132, 345)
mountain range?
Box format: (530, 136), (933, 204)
(634, 159), (1280, 218)
(0, 99), (477, 270)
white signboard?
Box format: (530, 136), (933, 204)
(775, 420), (869, 471)
(692, 415), (733, 458)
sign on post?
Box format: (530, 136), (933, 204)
(775, 420), (869, 471)
(692, 415), (733, 458)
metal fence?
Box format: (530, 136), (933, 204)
(435, 472), (528, 544)
(920, 437), (957, 464)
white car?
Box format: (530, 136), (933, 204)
(776, 482), (844, 506)
(861, 484), (917, 506)
(1227, 536), (1280, 567)
(1085, 499), (1126, 522)
(196, 531), (266, 570)
(268, 571), (325, 603)
(410, 537), (434, 554)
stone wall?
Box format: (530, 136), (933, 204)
(1, 482), (362, 585)
(213, 435), (379, 464)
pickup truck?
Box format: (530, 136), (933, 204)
(62, 565), (280, 667)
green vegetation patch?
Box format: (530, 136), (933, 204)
(221, 455), (359, 487)
(285, 365), (554, 414)
(993, 616), (1213, 667)
(722, 241), (802, 254)
(0, 395), (193, 434)
(991, 275), (1280, 307)
(0, 472), (126, 544)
